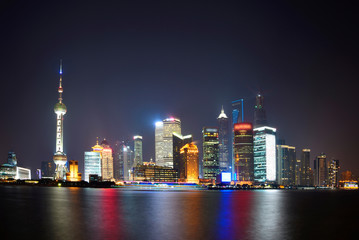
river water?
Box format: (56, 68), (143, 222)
(0, 186), (358, 240)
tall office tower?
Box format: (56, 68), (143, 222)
(66, 160), (82, 181)
(84, 140), (102, 182)
(232, 99), (244, 125)
(276, 144), (296, 185)
(120, 144), (134, 181)
(295, 159), (301, 185)
(217, 106), (230, 172)
(53, 61), (68, 180)
(173, 133), (192, 180)
(133, 136), (143, 166)
(41, 161), (55, 178)
(180, 143), (199, 183)
(314, 153), (327, 186)
(101, 139), (114, 181)
(232, 99), (244, 178)
(156, 118), (181, 167)
(202, 127), (220, 180)
(155, 121), (164, 165)
(300, 149), (311, 186)
(233, 123), (254, 183)
(112, 141), (122, 181)
(328, 159), (340, 188)
(7, 152), (17, 166)
(254, 93), (267, 128)
(253, 126), (276, 183)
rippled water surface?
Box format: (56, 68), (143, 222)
(0, 186), (358, 240)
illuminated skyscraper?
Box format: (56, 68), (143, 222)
(173, 133), (192, 180)
(233, 123), (254, 183)
(101, 139), (114, 181)
(180, 143), (199, 183)
(217, 106), (230, 172)
(328, 159), (340, 188)
(253, 126), (276, 183)
(84, 140), (102, 182)
(202, 127), (220, 180)
(232, 99), (244, 125)
(120, 144), (134, 181)
(133, 136), (143, 166)
(155, 121), (164, 165)
(314, 153), (327, 187)
(66, 160), (82, 181)
(300, 149), (311, 186)
(254, 93), (267, 128)
(156, 118), (181, 167)
(53, 61), (68, 180)
(276, 144), (296, 185)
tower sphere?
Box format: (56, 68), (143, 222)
(54, 102), (67, 115)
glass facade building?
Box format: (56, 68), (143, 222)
(133, 136), (143, 166)
(276, 144), (296, 185)
(300, 149), (311, 186)
(253, 126), (277, 183)
(233, 123), (254, 183)
(84, 151), (101, 182)
(202, 127), (220, 180)
(314, 153), (327, 187)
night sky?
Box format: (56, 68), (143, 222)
(1, 1), (358, 176)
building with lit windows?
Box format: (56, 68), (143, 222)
(328, 159), (340, 188)
(253, 126), (276, 183)
(202, 127), (220, 180)
(180, 143), (199, 183)
(84, 141), (102, 182)
(66, 160), (82, 181)
(156, 118), (181, 167)
(217, 106), (230, 172)
(300, 149), (311, 186)
(53, 61), (68, 180)
(133, 164), (178, 182)
(133, 136), (143, 166)
(233, 123), (254, 183)
(314, 153), (327, 187)
(101, 139), (114, 181)
(276, 144), (296, 185)
(155, 121), (164, 166)
(173, 133), (192, 180)
(254, 93), (267, 128)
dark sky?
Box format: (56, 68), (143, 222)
(1, 0), (358, 176)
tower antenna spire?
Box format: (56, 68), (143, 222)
(58, 59), (63, 103)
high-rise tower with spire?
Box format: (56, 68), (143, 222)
(217, 106), (230, 172)
(53, 60), (68, 180)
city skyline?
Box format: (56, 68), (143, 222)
(1, 1), (358, 177)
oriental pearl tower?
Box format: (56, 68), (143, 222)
(53, 60), (68, 180)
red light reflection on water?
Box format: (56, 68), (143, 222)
(98, 189), (125, 239)
(217, 190), (254, 239)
